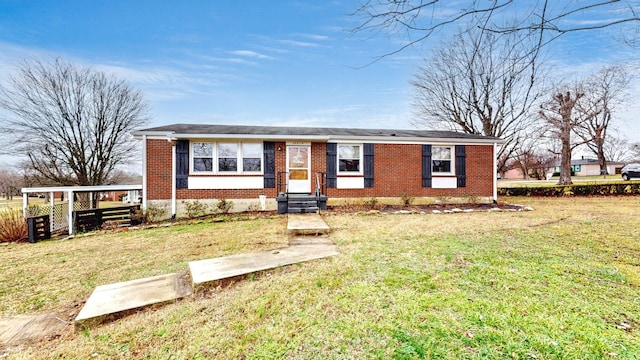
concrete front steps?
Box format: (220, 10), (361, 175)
(74, 214), (337, 328)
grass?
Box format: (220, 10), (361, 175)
(1, 197), (640, 359)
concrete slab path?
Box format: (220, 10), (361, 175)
(287, 213), (330, 235)
(75, 272), (192, 327)
(189, 243), (339, 291)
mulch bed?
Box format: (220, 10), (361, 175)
(326, 202), (529, 214)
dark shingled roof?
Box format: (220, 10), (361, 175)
(135, 124), (502, 142)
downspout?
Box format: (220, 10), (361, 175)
(493, 142), (498, 204)
(142, 134), (147, 210)
(171, 139), (177, 219)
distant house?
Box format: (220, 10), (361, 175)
(132, 124), (504, 217)
(502, 167), (525, 180)
(552, 157), (625, 176)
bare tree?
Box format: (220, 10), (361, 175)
(411, 27), (542, 172)
(602, 133), (632, 163)
(539, 90), (593, 185)
(0, 59), (150, 186)
(0, 167), (23, 200)
(352, 1), (640, 60)
(573, 64), (632, 174)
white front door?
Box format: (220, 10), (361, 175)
(287, 145), (311, 193)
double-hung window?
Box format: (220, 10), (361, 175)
(432, 146), (453, 174)
(242, 143), (262, 172)
(191, 142), (262, 174)
(338, 144), (362, 174)
(192, 143), (214, 172)
(218, 143), (238, 172)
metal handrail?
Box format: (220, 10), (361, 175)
(314, 172), (326, 197)
(277, 172), (289, 195)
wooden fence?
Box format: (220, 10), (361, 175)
(27, 215), (51, 243)
(73, 205), (140, 233)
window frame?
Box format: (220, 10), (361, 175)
(431, 145), (455, 176)
(337, 143), (363, 175)
(190, 141), (263, 174)
(191, 142), (215, 173)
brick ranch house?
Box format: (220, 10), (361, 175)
(132, 124), (503, 217)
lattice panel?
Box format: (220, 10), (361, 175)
(51, 203), (69, 232)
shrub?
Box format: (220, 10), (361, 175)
(145, 203), (167, 223)
(362, 197), (379, 209)
(0, 208), (28, 243)
(182, 200), (209, 218)
(498, 182), (640, 197)
(215, 199), (234, 214)
(400, 192), (414, 206)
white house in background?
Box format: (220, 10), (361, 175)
(552, 157), (625, 176)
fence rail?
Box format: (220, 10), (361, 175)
(73, 205), (140, 233)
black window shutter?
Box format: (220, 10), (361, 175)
(326, 143), (337, 188)
(263, 142), (275, 188)
(422, 145), (432, 188)
(363, 143), (374, 188)
(176, 140), (189, 189)
(456, 145), (466, 187)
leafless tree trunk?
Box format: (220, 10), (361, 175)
(411, 27), (542, 172)
(352, 1), (639, 60)
(540, 91), (588, 185)
(0, 59), (150, 186)
(574, 64), (632, 175)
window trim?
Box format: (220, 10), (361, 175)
(191, 142), (215, 174)
(431, 145), (455, 176)
(190, 141), (264, 175)
(337, 143), (363, 175)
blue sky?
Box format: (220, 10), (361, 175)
(0, 1), (638, 140)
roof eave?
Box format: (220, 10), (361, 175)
(133, 131), (504, 144)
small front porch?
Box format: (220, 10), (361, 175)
(276, 171), (328, 214)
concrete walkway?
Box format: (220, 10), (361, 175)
(73, 213), (337, 328)
(75, 272), (193, 327)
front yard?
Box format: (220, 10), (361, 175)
(1, 197), (639, 359)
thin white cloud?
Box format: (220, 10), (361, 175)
(297, 33), (330, 41)
(277, 39), (322, 48)
(229, 50), (275, 60)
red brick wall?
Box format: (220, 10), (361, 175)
(146, 140), (494, 200)
(147, 139), (172, 200)
(323, 144), (493, 198)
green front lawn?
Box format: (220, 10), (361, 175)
(1, 197), (639, 359)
